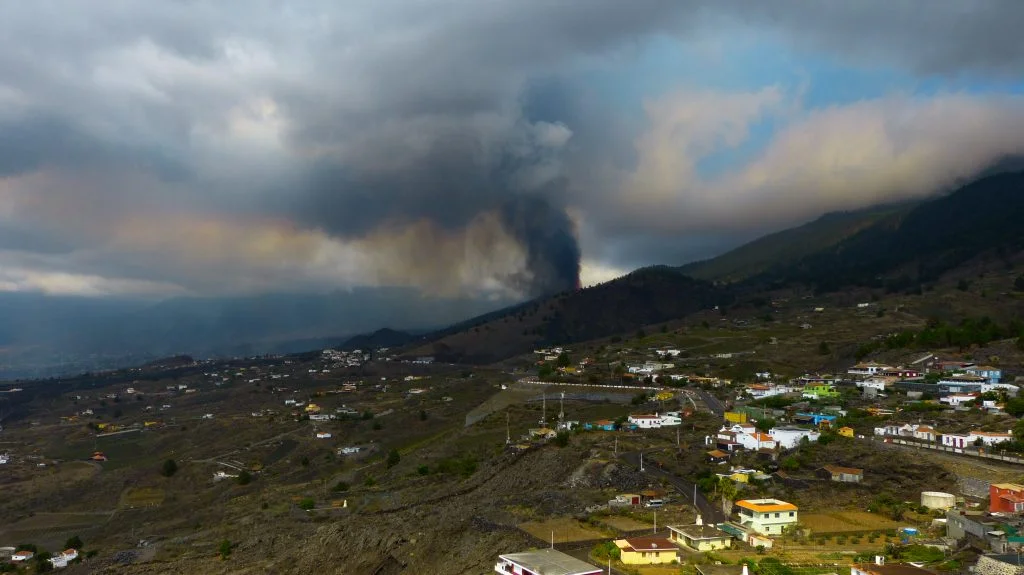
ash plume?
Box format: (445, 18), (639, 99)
(500, 194), (581, 296)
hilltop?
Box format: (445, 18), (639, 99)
(402, 170), (1024, 364)
(404, 266), (733, 363)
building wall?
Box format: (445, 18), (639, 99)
(620, 549), (678, 565)
(687, 538), (730, 551)
(991, 485), (1024, 513)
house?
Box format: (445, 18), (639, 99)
(848, 362), (891, 377)
(628, 413), (682, 429)
(738, 431), (777, 451)
(852, 556), (934, 575)
(913, 426), (937, 442)
(11, 550), (34, 562)
(838, 426), (855, 438)
(707, 449), (730, 463)
(304, 403), (321, 414)
(970, 431), (1013, 446)
(940, 393), (979, 407)
(857, 377), (895, 391)
(315, 432), (332, 439)
(668, 516), (733, 551)
(938, 374), (988, 392)
(613, 493), (642, 506)
(49, 554), (69, 569)
(735, 499), (798, 536)
(583, 420), (616, 431)
(770, 426), (820, 448)
(724, 411), (748, 424)
(990, 483), (1024, 513)
(817, 464), (864, 483)
(338, 446), (362, 455)
(529, 427), (557, 439)
(495, 548), (602, 575)
(802, 384), (840, 400)
(941, 433), (971, 449)
(966, 365), (1003, 384)
(793, 413), (837, 427)
(614, 537), (679, 565)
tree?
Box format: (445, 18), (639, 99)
(300, 456), (310, 467)
(553, 431), (570, 447)
(236, 471), (252, 485)
(1015, 274), (1024, 292)
(817, 341), (831, 355)
(419, 409), (428, 421)
(64, 536), (83, 550)
(754, 418), (776, 432)
(219, 539), (232, 559)
(298, 497), (315, 510)
(161, 459), (178, 477)
(718, 477), (738, 516)
(556, 352), (571, 368)
(386, 449), (401, 468)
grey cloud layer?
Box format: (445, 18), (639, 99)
(0, 1), (1023, 295)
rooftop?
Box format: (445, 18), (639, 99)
(499, 549), (601, 575)
(736, 498), (798, 512)
(668, 524), (732, 540)
(823, 464), (864, 476)
(616, 537), (677, 552)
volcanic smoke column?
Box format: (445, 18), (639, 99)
(500, 195), (581, 296)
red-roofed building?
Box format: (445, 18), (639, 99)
(991, 483), (1024, 513)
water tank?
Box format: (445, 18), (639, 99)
(921, 491), (956, 510)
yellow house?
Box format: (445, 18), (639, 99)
(304, 403), (321, 414)
(724, 411), (748, 424)
(614, 537), (678, 565)
(655, 390), (675, 401)
(838, 426), (855, 438)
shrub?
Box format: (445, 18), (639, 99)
(417, 465), (430, 476)
(219, 539), (232, 559)
(161, 459), (178, 477)
(298, 497), (315, 511)
(236, 471), (252, 485)
(386, 449), (401, 468)
(332, 481), (350, 492)
(64, 536), (83, 550)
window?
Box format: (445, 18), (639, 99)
(774, 513), (780, 518)
(789, 512), (795, 517)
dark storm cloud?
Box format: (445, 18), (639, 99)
(0, 1), (1022, 296)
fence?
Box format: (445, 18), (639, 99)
(877, 438), (1024, 466)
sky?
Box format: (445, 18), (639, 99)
(2, 1), (1024, 301)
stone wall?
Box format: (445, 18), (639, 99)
(977, 555), (1024, 575)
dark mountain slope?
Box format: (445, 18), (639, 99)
(762, 170), (1024, 292)
(339, 328), (423, 351)
(404, 266), (733, 363)
(679, 203), (911, 283)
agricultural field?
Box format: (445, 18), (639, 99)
(519, 517), (609, 543)
(599, 515), (653, 532)
(120, 487), (166, 509)
(801, 511), (903, 534)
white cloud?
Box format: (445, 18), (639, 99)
(609, 90), (1024, 237)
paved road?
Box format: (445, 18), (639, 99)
(694, 389), (727, 416)
(619, 451), (726, 524)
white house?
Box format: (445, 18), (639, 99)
(769, 426), (820, 449)
(941, 433), (970, 449)
(912, 426), (937, 442)
(746, 384), (791, 399)
(735, 499), (798, 536)
(856, 378), (892, 391)
(656, 349), (682, 357)
(736, 430), (777, 451)
(848, 362), (890, 377)
(316, 432), (332, 439)
(11, 550), (34, 562)
(940, 393), (978, 407)
(969, 430), (1013, 446)
(983, 383), (1019, 396)
(495, 549), (602, 575)
(628, 413), (682, 429)
(338, 446), (362, 455)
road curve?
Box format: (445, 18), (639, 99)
(619, 451), (726, 524)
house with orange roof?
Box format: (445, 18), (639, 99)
(735, 498), (798, 535)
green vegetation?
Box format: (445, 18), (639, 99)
(332, 481), (350, 492)
(64, 536), (83, 550)
(160, 459), (178, 477)
(236, 470), (252, 485)
(434, 455), (478, 479)
(857, 316), (1024, 358)
(219, 539), (233, 559)
(591, 540), (620, 561)
(298, 497), (315, 511)
(386, 449), (401, 468)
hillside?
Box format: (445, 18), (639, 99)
(340, 328), (423, 351)
(404, 266), (733, 363)
(764, 170), (1024, 293)
(679, 204), (910, 282)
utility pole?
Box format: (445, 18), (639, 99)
(541, 393), (546, 426)
(640, 451), (644, 472)
(558, 392), (564, 422)
(614, 437), (617, 455)
(653, 510), (657, 534)
(506, 411), (511, 445)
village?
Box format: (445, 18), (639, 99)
(1, 326), (1024, 573)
